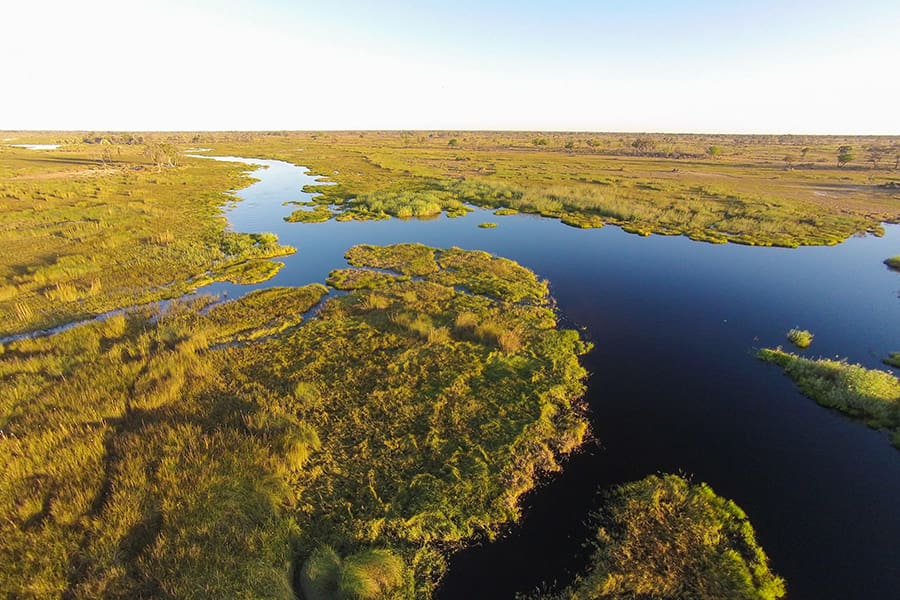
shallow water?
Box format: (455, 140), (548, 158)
(9, 144), (61, 150)
(188, 156), (900, 598)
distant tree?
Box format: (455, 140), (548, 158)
(706, 145), (721, 159)
(783, 154), (794, 169)
(866, 145), (886, 169)
(631, 137), (656, 155)
(532, 137), (548, 146)
(447, 138), (458, 147)
(143, 142), (181, 171)
(99, 144), (119, 165)
(837, 145), (854, 167)
(564, 140), (575, 150)
(800, 147), (810, 160)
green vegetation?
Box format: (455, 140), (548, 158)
(539, 475), (785, 600)
(837, 145), (855, 167)
(885, 255), (900, 270)
(885, 352), (900, 368)
(210, 258), (284, 284)
(345, 243), (438, 276)
(479, 222), (498, 229)
(0, 143), (292, 336)
(432, 247), (548, 304)
(4, 131), (897, 597)
(285, 205), (334, 223)
(327, 268), (409, 290)
(192, 131), (899, 248)
(758, 347), (900, 448)
(0, 244), (591, 597)
(347, 189), (471, 220)
(786, 328), (814, 349)
(300, 546), (407, 600)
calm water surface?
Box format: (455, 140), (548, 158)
(206, 156), (900, 600)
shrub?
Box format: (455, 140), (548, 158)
(301, 547), (405, 600)
(786, 328), (814, 349)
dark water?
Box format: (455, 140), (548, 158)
(206, 156), (900, 600)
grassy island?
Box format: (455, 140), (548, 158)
(758, 347), (900, 448)
(0, 244), (591, 597)
(535, 475), (785, 600)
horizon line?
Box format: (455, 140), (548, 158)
(3, 128), (899, 138)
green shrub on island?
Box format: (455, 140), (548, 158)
(786, 328), (814, 349)
(479, 222), (498, 229)
(885, 352), (900, 368)
(885, 256), (900, 271)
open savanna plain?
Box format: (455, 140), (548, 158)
(1, 131), (897, 599)
(197, 130), (900, 245)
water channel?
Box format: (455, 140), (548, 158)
(77, 155), (900, 598)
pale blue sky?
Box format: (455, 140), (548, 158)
(2, 0), (898, 133)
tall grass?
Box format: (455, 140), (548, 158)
(210, 131), (900, 248)
(758, 347), (900, 447)
(0, 245), (591, 597)
(545, 475), (785, 600)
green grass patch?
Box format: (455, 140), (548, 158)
(0, 145), (293, 336)
(493, 207), (519, 216)
(885, 352), (900, 368)
(758, 347), (900, 448)
(0, 244), (590, 597)
(345, 243), (438, 276)
(284, 205), (334, 223)
(210, 259), (284, 284)
(433, 247), (548, 303)
(478, 222), (498, 229)
(326, 268), (409, 290)
(885, 256), (900, 271)
(786, 328), (814, 349)
(201, 131), (900, 248)
(540, 474), (785, 600)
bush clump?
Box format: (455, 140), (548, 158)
(786, 328), (814, 349)
(550, 475), (785, 600)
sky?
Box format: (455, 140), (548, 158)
(2, 0), (899, 133)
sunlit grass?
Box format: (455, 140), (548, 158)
(0, 245), (590, 597)
(535, 475), (785, 600)
(201, 131), (899, 248)
(758, 347), (900, 448)
(0, 144), (292, 336)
